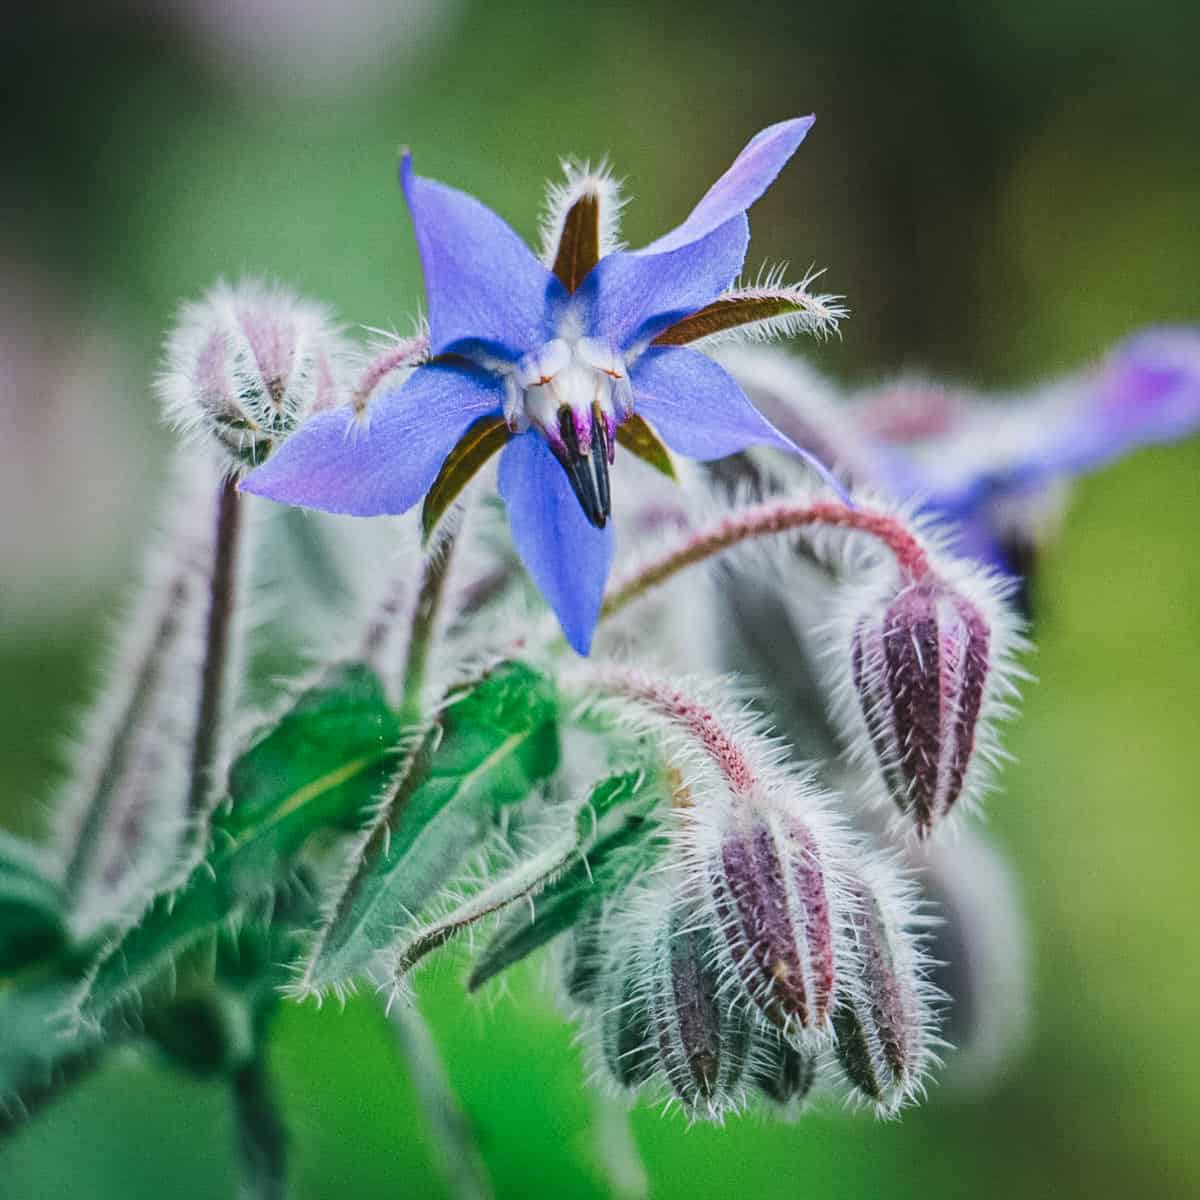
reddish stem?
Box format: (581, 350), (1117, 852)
(351, 334), (430, 414)
(600, 499), (929, 622)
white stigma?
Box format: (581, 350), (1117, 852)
(505, 336), (632, 449)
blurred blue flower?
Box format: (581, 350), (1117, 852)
(242, 118), (845, 653)
(726, 326), (1200, 604)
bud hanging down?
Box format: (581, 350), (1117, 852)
(832, 864), (939, 1115)
(708, 799), (840, 1037)
(159, 279), (347, 473)
(841, 560), (1019, 836)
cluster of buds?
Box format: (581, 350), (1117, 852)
(158, 279), (348, 473)
(565, 671), (938, 1120)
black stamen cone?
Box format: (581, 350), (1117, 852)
(591, 407), (611, 517)
(553, 408), (610, 529)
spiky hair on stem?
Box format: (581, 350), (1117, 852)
(54, 451), (251, 941)
(158, 277), (350, 474)
(348, 322), (431, 419)
(539, 158), (627, 268)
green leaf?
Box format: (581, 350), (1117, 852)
(468, 768), (667, 991)
(302, 661), (560, 995)
(79, 665), (401, 1022)
(0, 832), (66, 974)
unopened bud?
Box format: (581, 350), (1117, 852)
(709, 801), (837, 1036)
(747, 1027), (818, 1107)
(649, 903), (750, 1118)
(597, 966), (657, 1091)
(159, 279), (346, 473)
(832, 867), (937, 1114)
(849, 574), (992, 835)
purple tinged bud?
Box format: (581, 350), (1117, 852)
(851, 576), (991, 835)
(650, 906), (750, 1117)
(710, 805), (836, 1035)
(159, 279), (346, 474)
(833, 872), (935, 1114)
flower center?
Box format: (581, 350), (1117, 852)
(505, 337), (633, 529)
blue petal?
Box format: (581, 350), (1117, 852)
(639, 117), (815, 255)
(240, 361), (504, 516)
(631, 346), (849, 496)
(497, 432), (616, 656)
(1033, 325), (1200, 478)
(580, 217), (749, 352)
(912, 326), (1200, 517)
(401, 153), (564, 361)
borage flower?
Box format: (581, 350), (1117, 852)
(240, 118), (846, 653)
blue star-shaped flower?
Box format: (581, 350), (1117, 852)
(241, 117), (845, 653)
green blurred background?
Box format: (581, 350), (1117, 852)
(2, 2), (1198, 1197)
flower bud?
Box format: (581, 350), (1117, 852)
(747, 1027), (818, 1107)
(159, 279), (346, 473)
(597, 966), (657, 1091)
(849, 575), (992, 835)
(648, 904), (751, 1118)
(832, 867), (937, 1114)
(709, 801), (837, 1036)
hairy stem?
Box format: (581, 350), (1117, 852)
(387, 1001), (492, 1200)
(232, 1055), (288, 1200)
(600, 499), (929, 622)
(351, 334), (430, 416)
(186, 476), (244, 826)
(63, 574), (190, 905)
(399, 519), (461, 725)
(391, 834), (577, 979)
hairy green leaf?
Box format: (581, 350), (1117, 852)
(468, 768), (666, 990)
(302, 661), (560, 995)
(80, 665), (401, 1022)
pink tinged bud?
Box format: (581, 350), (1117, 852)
(833, 877), (934, 1113)
(710, 806), (836, 1035)
(650, 911), (750, 1116)
(852, 578), (991, 835)
(159, 279), (346, 474)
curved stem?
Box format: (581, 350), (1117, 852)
(351, 334), (430, 416)
(600, 498), (929, 624)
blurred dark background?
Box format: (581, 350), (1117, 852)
(2, 2), (1198, 1197)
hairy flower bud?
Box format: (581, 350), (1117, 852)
(832, 865), (938, 1114)
(159, 279), (346, 473)
(649, 902), (751, 1118)
(597, 966), (657, 1091)
(709, 800), (838, 1036)
(848, 573), (995, 835)
(746, 1027), (818, 1107)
